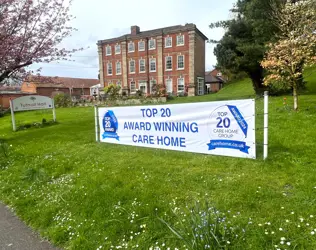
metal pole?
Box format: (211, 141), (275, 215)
(263, 91), (269, 160)
(52, 99), (56, 122)
(9, 99), (16, 131)
(94, 105), (99, 142)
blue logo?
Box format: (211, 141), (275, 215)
(102, 110), (119, 140)
(227, 105), (248, 138)
(207, 105), (250, 154)
(207, 140), (250, 154)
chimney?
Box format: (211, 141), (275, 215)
(131, 25), (140, 35)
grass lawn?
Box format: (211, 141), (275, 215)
(1, 70), (316, 250)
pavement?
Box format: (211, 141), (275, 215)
(0, 202), (59, 250)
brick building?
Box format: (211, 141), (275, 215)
(97, 23), (208, 96)
(21, 76), (99, 99)
(0, 86), (32, 109)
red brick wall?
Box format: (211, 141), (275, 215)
(21, 82), (37, 93)
(36, 87), (90, 97)
(195, 35), (206, 79)
(0, 94), (31, 109)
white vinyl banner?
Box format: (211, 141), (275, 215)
(98, 99), (256, 159)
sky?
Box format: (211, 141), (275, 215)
(29, 0), (236, 79)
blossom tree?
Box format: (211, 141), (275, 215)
(0, 0), (79, 85)
(261, 0), (316, 111)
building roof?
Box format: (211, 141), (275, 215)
(97, 23), (208, 45)
(205, 75), (225, 83)
(24, 76), (99, 89)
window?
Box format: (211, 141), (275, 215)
(149, 39), (156, 50)
(166, 79), (173, 93)
(139, 81), (147, 94)
(149, 58), (156, 72)
(150, 79), (157, 94)
(117, 80), (121, 87)
(130, 81), (136, 94)
(129, 60), (135, 73)
(165, 37), (172, 48)
(107, 62), (112, 75)
(106, 45), (111, 55)
(197, 77), (204, 95)
(177, 34), (184, 46)
(138, 41), (145, 51)
(115, 44), (121, 54)
(116, 61), (121, 75)
(128, 42), (135, 52)
(177, 55), (184, 70)
(165, 56), (172, 71)
(177, 78), (185, 93)
(139, 59), (146, 73)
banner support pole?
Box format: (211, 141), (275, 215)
(52, 99), (56, 122)
(94, 105), (99, 142)
(9, 99), (16, 132)
(263, 91), (269, 160)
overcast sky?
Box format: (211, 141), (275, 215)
(29, 0), (236, 79)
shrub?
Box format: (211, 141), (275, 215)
(54, 93), (72, 107)
(104, 84), (121, 100)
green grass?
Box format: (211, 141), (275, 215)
(0, 71), (316, 250)
(168, 78), (255, 104)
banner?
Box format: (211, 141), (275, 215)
(98, 99), (256, 159)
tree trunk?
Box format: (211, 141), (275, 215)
(248, 67), (267, 96)
(293, 82), (298, 111)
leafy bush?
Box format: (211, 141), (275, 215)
(104, 84), (121, 100)
(54, 93), (72, 107)
(151, 83), (167, 97)
(16, 120), (57, 131)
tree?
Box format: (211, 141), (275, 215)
(261, 0), (316, 111)
(210, 0), (287, 95)
(0, 0), (79, 85)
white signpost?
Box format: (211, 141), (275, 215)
(10, 95), (56, 131)
(96, 99), (256, 159)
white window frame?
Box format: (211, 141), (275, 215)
(130, 81), (136, 94)
(115, 44), (121, 54)
(149, 39), (156, 50)
(149, 58), (156, 72)
(139, 80), (147, 94)
(165, 56), (172, 71)
(139, 59), (146, 73)
(116, 61), (121, 75)
(165, 37), (172, 48)
(128, 42), (135, 53)
(129, 60), (135, 74)
(106, 45), (112, 56)
(107, 62), (112, 75)
(138, 41), (145, 51)
(177, 55), (184, 70)
(197, 77), (204, 96)
(176, 34), (184, 46)
(166, 78), (173, 93)
(150, 79), (157, 94)
(177, 77), (185, 93)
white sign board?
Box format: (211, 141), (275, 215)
(9, 95), (56, 131)
(11, 95), (53, 111)
(98, 99), (256, 159)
